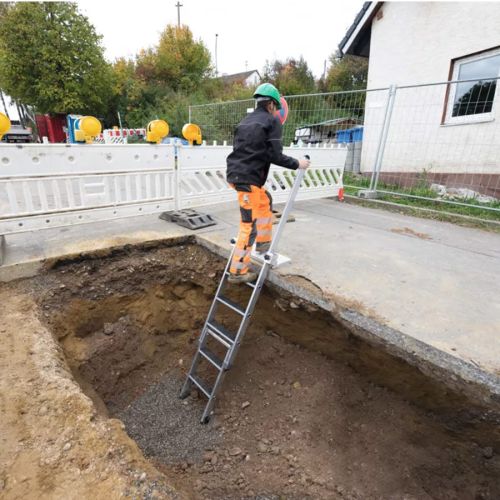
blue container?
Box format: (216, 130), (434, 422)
(336, 129), (352, 143)
(336, 126), (363, 144)
(351, 127), (363, 142)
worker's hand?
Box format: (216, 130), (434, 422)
(298, 158), (310, 170)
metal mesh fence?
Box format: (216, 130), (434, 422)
(189, 79), (500, 221)
(189, 89), (390, 179)
(189, 90), (389, 147)
(365, 78), (500, 219)
(189, 99), (254, 144)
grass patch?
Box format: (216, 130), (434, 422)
(343, 172), (500, 223)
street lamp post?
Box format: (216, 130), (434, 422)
(215, 33), (218, 76)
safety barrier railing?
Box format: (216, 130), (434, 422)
(176, 143), (346, 210)
(0, 144), (177, 240)
(0, 142), (347, 263)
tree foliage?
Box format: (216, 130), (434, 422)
(0, 2), (113, 115)
(136, 25), (211, 93)
(322, 51), (368, 92)
(263, 57), (316, 95)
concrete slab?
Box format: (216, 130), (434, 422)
(1, 200), (499, 404)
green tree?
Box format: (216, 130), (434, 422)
(262, 57), (316, 95)
(322, 51), (368, 92)
(108, 57), (146, 124)
(137, 25), (212, 93)
(0, 2), (113, 115)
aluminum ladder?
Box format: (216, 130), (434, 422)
(179, 166), (306, 423)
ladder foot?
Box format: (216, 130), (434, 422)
(179, 381), (192, 399)
(201, 415), (211, 424)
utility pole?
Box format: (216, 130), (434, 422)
(215, 33), (218, 76)
(245, 60), (248, 71)
(175, 1), (183, 27)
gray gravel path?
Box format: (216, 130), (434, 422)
(118, 374), (222, 465)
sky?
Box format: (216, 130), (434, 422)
(3, 0), (365, 119)
(78, 0), (365, 78)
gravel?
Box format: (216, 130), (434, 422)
(118, 374), (222, 464)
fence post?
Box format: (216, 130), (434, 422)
(175, 142), (182, 210)
(369, 84), (397, 192)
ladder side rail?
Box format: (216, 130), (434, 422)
(179, 245), (237, 398)
(200, 264), (270, 422)
(267, 168), (306, 256)
(225, 263), (271, 369)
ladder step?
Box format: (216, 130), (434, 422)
(216, 295), (246, 315)
(199, 347), (223, 370)
(207, 321), (235, 347)
(189, 374), (212, 398)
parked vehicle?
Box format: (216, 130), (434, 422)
(1, 120), (33, 143)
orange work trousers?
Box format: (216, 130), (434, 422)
(230, 184), (273, 275)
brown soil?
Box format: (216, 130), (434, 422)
(0, 241), (499, 499)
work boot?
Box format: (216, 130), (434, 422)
(228, 271), (258, 284)
(255, 242), (271, 254)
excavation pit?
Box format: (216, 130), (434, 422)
(3, 239), (500, 498)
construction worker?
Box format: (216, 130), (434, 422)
(226, 82), (310, 284)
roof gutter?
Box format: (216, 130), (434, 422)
(339, 2), (381, 56)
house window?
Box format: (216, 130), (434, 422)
(445, 48), (500, 124)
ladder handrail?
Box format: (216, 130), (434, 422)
(266, 167), (306, 256)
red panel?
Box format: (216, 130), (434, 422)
(45, 114), (67, 143)
(35, 115), (49, 141)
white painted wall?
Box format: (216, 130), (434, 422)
(244, 71), (260, 87)
(361, 2), (500, 175)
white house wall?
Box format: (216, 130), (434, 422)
(361, 2), (500, 175)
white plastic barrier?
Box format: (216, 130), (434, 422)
(0, 142), (347, 263)
(176, 143), (347, 209)
(0, 144), (176, 237)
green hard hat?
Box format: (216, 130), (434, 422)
(253, 83), (282, 109)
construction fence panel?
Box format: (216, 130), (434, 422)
(176, 144), (347, 210)
(189, 99), (255, 145)
(367, 78), (500, 217)
(0, 144), (177, 235)
(188, 89), (390, 191)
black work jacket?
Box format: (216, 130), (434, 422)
(226, 107), (299, 187)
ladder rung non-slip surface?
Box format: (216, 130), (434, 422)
(207, 321), (235, 347)
(199, 347), (223, 370)
(189, 374), (211, 398)
(216, 295), (246, 315)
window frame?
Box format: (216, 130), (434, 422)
(443, 47), (500, 126)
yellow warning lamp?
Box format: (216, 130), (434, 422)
(182, 123), (202, 146)
(146, 119), (169, 144)
(0, 112), (11, 141)
(74, 116), (102, 144)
